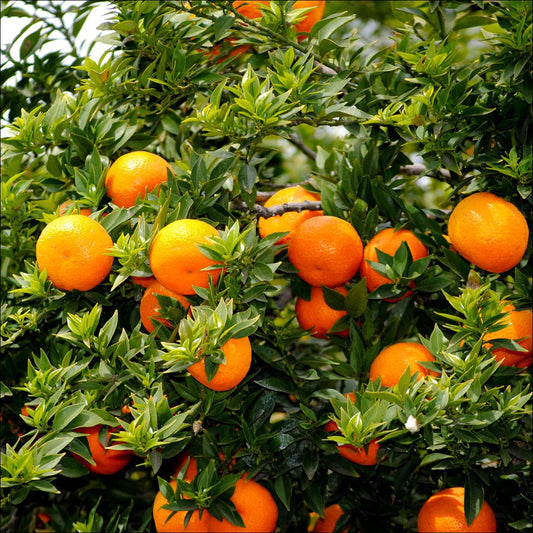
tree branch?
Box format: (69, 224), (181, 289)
(287, 133), (317, 161)
(233, 200), (323, 219)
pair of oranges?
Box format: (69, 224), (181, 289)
(153, 455), (278, 533)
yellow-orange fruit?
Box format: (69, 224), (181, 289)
(36, 215), (113, 291)
(105, 151), (173, 208)
(448, 192), (529, 273)
(258, 186), (322, 245)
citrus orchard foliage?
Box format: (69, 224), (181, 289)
(1, 1), (532, 532)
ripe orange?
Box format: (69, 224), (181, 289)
(105, 151), (173, 208)
(369, 342), (437, 388)
(187, 336), (252, 391)
(58, 200), (91, 216)
(359, 228), (428, 300)
(448, 192), (529, 273)
(484, 304), (532, 368)
(208, 477), (278, 532)
(417, 486), (497, 532)
(72, 425), (134, 475)
(233, 1), (325, 40)
(131, 275), (156, 288)
(153, 480), (211, 533)
(295, 286), (349, 338)
(36, 214), (114, 291)
(149, 219), (223, 295)
(288, 216), (363, 287)
(325, 393), (380, 466)
(311, 503), (345, 533)
(139, 279), (190, 334)
(258, 186), (322, 245)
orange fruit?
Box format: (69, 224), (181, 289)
(369, 342), (437, 388)
(258, 186), (322, 245)
(72, 425), (134, 475)
(139, 279), (190, 333)
(58, 200), (91, 216)
(448, 192), (529, 273)
(187, 336), (252, 391)
(36, 215), (114, 291)
(417, 486), (497, 532)
(131, 275), (156, 288)
(208, 477), (278, 532)
(311, 503), (345, 533)
(288, 216), (363, 287)
(484, 304), (532, 368)
(359, 227), (428, 300)
(105, 151), (173, 208)
(295, 286), (349, 338)
(233, 1), (325, 40)
(149, 219), (223, 295)
(325, 393), (380, 466)
(153, 480), (212, 533)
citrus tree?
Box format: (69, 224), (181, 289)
(1, 1), (532, 532)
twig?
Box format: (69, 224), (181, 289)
(287, 133), (317, 161)
(233, 200), (323, 218)
(399, 164), (451, 178)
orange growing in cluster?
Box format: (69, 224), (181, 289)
(105, 151), (173, 208)
(295, 286), (348, 338)
(417, 487), (497, 532)
(325, 393), (380, 466)
(153, 457), (210, 533)
(309, 503), (346, 533)
(369, 342), (437, 388)
(72, 425), (134, 475)
(188, 336), (252, 391)
(233, 1), (326, 40)
(149, 219), (223, 295)
(258, 185), (322, 245)
(153, 462), (278, 533)
(448, 191), (529, 273)
(139, 279), (191, 334)
(359, 227), (428, 300)
(484, 303), (532, 368)
(36, 214), (114, 291)
(209, 476), (278, 532)
(288, 216), (363, 288)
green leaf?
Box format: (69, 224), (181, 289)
(465, 470), (484, 526)
(238, 164), (257, 194)
(274, 476), (292, 511)
(345, 279), (367, 318)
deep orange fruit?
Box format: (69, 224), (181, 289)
(325, 393), (380, 466)
(131, 275), (156, 288)
(207, 477), (278, 532)
(295, 286), (348, 338)
(149, 219), (223, 295)
(311, 503), (346, 533)
(258, 186), (322, 245)
(448, 192), (529, 273)
(369, 342), (437, 388)
(417, 487), (497, 532)
(36, 215), (114, 291)
(139, 279), (190, 333)
(153, 480), (212, 533)
(288, 216), (363, 287)
(72, 425), (133, 475)
(233, 1), (325, 40)
(484, 303), (532, 368)
(187, 336), (252, 391)
(105, 151), (173, 208)
(359, 227), (428, 300)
